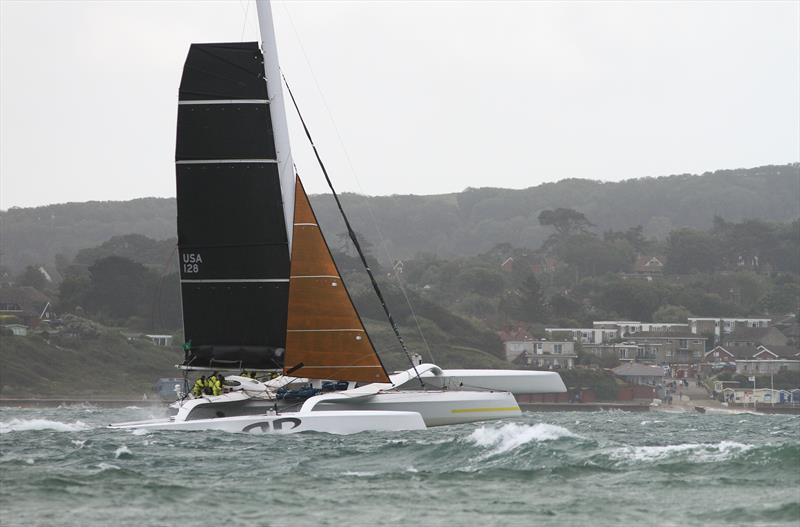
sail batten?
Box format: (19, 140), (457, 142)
(284, 178), (390, 383)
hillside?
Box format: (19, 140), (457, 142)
(0, 332), (182, 398)
(0, 316), (511, 398)
(2, 164), (797, 273)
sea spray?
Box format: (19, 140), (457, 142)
(467, 422), (579, 454)
(114, 445), (133, 459)
(0, 418), (91, 434)
(609, 440), (753, 464)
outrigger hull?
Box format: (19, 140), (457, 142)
(109, 410), (426, 434)
(314, 390), (522, 427)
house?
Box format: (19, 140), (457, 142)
(583, 341), (664, 363)
(504, 340), (535, 363)
(688, 317), (771, 339)
(779, 322), (800, 346)
(634, 255), (665, 275)
(735, 345), (800, 375)
(145, 334), (174, 347)
(508, 340), (577, 369)
(625, 331), (706, 364)
(0, 286), (54, 326)
(700, 345), (757, 373)
(593, 321), (689, 337)
(545, 327), (618, 345)
(500, 257), (514, 272)
(612, 363), (665, 386)
(723, 326), (788, 348)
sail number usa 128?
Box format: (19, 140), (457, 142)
(182, 253), (203, 274)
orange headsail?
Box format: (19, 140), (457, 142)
(283, 177), (390, 383)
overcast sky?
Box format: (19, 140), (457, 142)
(1, 1), (798, 209)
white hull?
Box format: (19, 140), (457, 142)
(423, 368), (566, 394)
(314, 390), (521, 427)
(109, 410), (426, 434)
(110, 365), (559, 434)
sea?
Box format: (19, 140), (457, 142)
(1, 406), (798, 527)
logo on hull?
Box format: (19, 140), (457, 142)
(242, 417), (302, 433)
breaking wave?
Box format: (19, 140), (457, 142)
(114, 445), (133, 459)
(609, 440), (754, 464)
(0, 418), (91, 434)
(467, 422), (579, 454)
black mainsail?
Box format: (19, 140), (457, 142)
(176, 42), (289, 370)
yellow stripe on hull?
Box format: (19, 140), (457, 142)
(450, 406), (520, 414)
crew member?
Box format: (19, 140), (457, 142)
(192, 376), (206, 397)
(210, 374), (222, 396)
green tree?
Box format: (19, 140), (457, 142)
(664, 229), (721, 274)
(604, 225), (650, 254)
(455, 267), (505, 297)
(84, 256), (157, 321)
(58, 274), (90, 311)
(557, 234), (634, 277)
(760, 276), (800, 314)
(596, 280), (664, 321)
(17, 265), (47, 290)
(517, 274), (546, 322)
(549, 294), (583, 320)
(538, 208), (594, 249)
(652, 304), (692, 323)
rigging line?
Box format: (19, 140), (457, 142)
(280, 4), (436, 365)
(282, 75), (423, 387)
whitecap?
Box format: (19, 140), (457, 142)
(131, 428), (150, 436)
(0, 419), (91, 434)
(124, 406), (141, 410)
(25, 458), (34, 465)
(406, 466), (418, 473)
(342, 471), (376, 477)
(97, 463), (120, 471)
(611, 440), (753, 463)
(114, 445), (132, 459)
(468, 422), (579, 454)
(71, 439), (87, 449)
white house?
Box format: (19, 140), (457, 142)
(505, 340), (576, 369)
(735, 345), (800, 375)
(2, 324), (29, 336)
(545, 327), (618, 344)
(689, 317), (771, 338)
(145, 334), (174, 347)
(612, 363), (665, 386)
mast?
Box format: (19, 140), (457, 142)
(256, 0), (295, 253)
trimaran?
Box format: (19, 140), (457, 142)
(111, 0), (565, 434)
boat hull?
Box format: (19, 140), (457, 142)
(423, 369), (566, 394)
(109, 410), (426, 434)
(314, 390), (521, 427)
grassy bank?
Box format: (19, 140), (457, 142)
(0, 333), (182, 398)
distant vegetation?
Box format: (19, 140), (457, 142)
(0, 164), (797, 396)
(2, 164), (797, 273)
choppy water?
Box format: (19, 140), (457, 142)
(1, 406), (798, 527)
